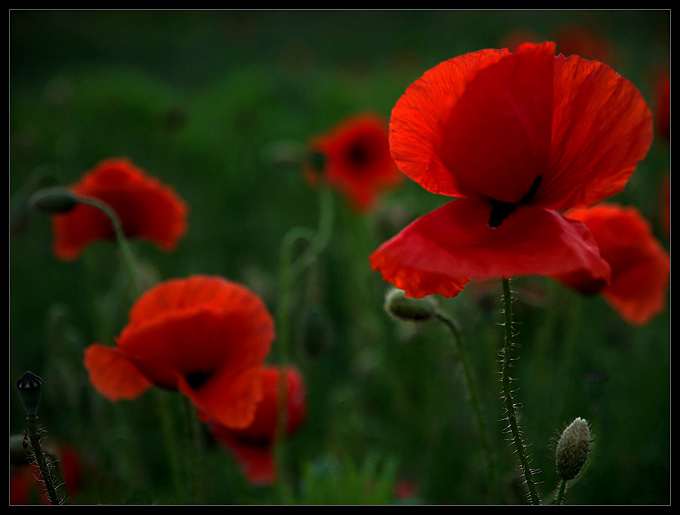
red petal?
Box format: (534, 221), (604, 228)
(370, 198), (610, 298)
(439, 41), (555, 203)
(536, 55), (653, 210)
(180, 367), (264, 429)
(561, 204), (670, 325)
(389, 47), (509, 197)
(52, 158), (187, 260)
(83, 344), (153, 401)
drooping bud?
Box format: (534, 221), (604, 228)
(28, 187), (79, 214)
(16, 371), (44, 419)
(384, 288), (437, 323)
(556, 417), (592, 481)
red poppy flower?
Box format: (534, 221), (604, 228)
(208, 365), (306, 485)
(10, 444), (82, 505)
(83, 276), (274, 429)
(370, 42), (653, 299)
(305, 113), (403, 212)
(52, 158), (188, 261)
(556, 204), (670, 326)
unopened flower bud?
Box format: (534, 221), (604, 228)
(16, 371), (44, 418)
(384, 288), (437, 323)
(28, 187), (78, 214)
(556, 417), (592, 481)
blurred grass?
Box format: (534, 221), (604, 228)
(10, 10), (670, 505)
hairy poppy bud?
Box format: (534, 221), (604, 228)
(28, 187), (78, 214)
(384, 288), (437, 323)
(556, 417), (592, 481)
(16, 371), (44, 419)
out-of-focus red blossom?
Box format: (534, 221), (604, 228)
(84, 276), (274, 429)
(304, 113), (403, 212)
(52, 158), (188, 261)
(10, 445), (82, 505)
(555, 25), (614, 65)
(208, 366), (306, 485)
(370, 42), (652, 299)
(556, 204), (670, 326)
(654, 71), (670, 142)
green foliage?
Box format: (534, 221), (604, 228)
(10, 10), (670, 505)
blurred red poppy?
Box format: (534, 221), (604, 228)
(305, 113), (402, 212)
(209, 366), (306, 485)
(371, 42), (652, 299)
(556, 204), (670, 326)
(10, 444), (82, 505)
(84, 276), (274, 429)
(52, 158), (188, 261)
(555, 25), (614, 65)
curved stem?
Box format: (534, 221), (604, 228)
(76, 195), (143, 299)
(500, 278), (540, 505)
(435, 311), (498, 501)
(273, 185), (334, 497)
(26, 417), (61, 505)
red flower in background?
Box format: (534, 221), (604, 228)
(209, 366), (306, 485)
(555, 25), (614, 65)
(371, 42), (652, 299)
(10, 445), (82, 505)
(84, 276), (274, 429)
(556, 204), (670, 326)
(305, 113), (402, 212)
(52, 158), (188, 261)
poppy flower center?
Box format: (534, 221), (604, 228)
(346, 140), (373, 170)
(184, 371), (212, 390)
(488, 175), (542, 228)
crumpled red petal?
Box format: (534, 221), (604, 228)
(536, 54), (653, 211)
(83, 344), (153, 401)
(84, 276), (274, 428)
(558, 204), (670, 325)
(389, 47), (509, 197)
(370, 197), (610, 299)
(52, 158), (188, 260)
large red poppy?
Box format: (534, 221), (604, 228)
(371, 42), (653, 298)
(84, 276), (274, 429)
(557, 204), (670, 326)
(208, 366), (306, 485)
(52, 158), (188, 261)
(305, 113), (403, 212)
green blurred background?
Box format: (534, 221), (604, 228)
(10, 10), (670, 505)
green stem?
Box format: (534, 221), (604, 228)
(76, 195), (143, 299)
(26, 417), (61, 505)
(273, 185), (334, 497)
(500, 278), (541, 505)
(554, 479), (567, 505)
(435, 311), (498, 502)
(155, 390), (186, 503)
(182, 396), (203, 504)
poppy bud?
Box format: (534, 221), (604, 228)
(16, 371), (44, 419)
(28, 187), (78, 214)
(384, 288), (437, 323)
(556, 417), (592, 481)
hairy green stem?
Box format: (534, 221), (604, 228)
(155, 390), (186, 503)
(26, 417), (61, 505)
(182, 396), (203, 504)
(435, 311), (498, 501)
(500, 278), (540, 505)
(554, 479), (567, 505)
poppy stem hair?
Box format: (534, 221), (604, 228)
(499, 278), (541, 505)
(75, 195), (143, 299)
